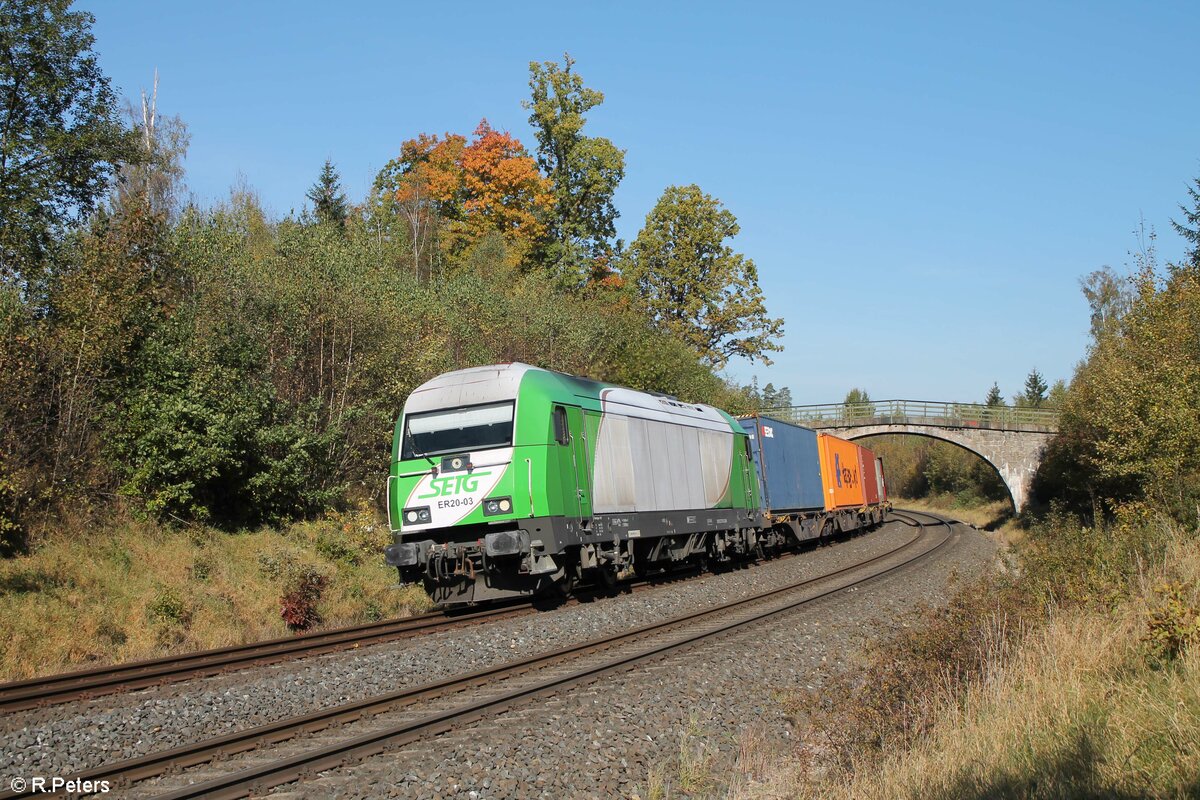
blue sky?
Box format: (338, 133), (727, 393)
(83, 1), (1199, 403)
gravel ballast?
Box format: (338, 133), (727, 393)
(0, 514), (994, 792)
(260, 518), (995, 799)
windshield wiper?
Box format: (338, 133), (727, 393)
(403, 425), (437, 468)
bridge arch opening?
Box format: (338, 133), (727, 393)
(852, 431), (1017, 526)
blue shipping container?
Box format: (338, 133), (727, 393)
(739, 415), (825, 513)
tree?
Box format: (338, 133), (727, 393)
(0, 0), (132, 285)
(374, 123), (553, 274)
(1081, 266), (1132, 340)
(1047, 378), (1067, 408)
(984, 382), (1004, 407)
(373, 132), (465, 280)
(844, 388), (874, 421)
(761, 382), (792, 408)
(306, 158), (348, 228)
(524, 53), (625, 284)
(1019, 368), (1048, 408)
(111, 71), (189, 223)
(1047, 254), (1200, 520)
(459, 120), (552, 261)
(624, 184), (783, 367)
(1172, 174), (1200, 266)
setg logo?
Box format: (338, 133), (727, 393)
(417, 471), (493, 499)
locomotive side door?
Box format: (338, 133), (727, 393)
(552, 404), (593, 524)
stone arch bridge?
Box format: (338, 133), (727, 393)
(764, 400), (1059, 513)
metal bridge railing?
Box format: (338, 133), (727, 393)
(759, 399), (1060, 433)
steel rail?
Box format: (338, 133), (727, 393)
(21, 514), (950, 800)
(0, 604), (536, 714)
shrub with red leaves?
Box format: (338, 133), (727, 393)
(280, 568), (327, 631)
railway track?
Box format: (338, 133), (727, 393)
(0, 604), (537, 715)
(0, 551), (713, 715)
(10, 511), (954, 800)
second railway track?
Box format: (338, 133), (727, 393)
(0, 558), (714, 716)
(9, 511), (955, 800)
(0, 604), (533, 714)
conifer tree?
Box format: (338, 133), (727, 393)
(1171, 174), (1200, 266)
(306, 159), (348, 227)
(984, 382), (1004, 407)
(1020, 369), (1048, 408)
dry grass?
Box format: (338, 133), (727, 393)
(733, 522), (1200, 800)
(0, 508), (429, 681)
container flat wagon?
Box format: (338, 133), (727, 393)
(740, 415), (888, 547)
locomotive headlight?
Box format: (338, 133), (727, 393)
(482, 496), (512, 517)
(403, 507), (431, 525)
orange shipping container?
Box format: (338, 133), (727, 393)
(817, 433), (866, 510)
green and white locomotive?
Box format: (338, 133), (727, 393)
(385, 363), (763, 606)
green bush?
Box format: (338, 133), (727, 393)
(1145, 581), (1200, 663)
(315, 532), (359, 566)
(147, 588), (189, 625)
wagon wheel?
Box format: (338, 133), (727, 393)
(595, 564), (619, 593)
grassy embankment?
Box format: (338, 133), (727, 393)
(0, 509), (429, 682)
(636, 500), (1199, 799)
(730, 507), (1200, 799)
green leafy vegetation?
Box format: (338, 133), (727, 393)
(0, 0), (134, 283)
(523, 53), (625, 286)
(623, 184), (783, 367)
(0, 34), (772, 549)
(1036, 226), (1200, 522)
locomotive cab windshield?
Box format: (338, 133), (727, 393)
(401, 400), (514, 460)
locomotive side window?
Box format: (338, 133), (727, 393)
(552, 405), (569, 446)
(402, 401), (514, 459)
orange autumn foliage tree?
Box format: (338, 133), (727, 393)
(375, 121), (550, 275)
(398, 132), (466, 211)
(460, 120), (552, 259)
